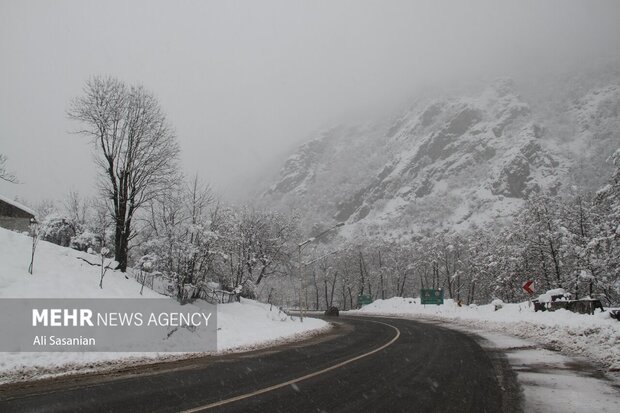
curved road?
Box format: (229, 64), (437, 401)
(0, 316), (520, 412)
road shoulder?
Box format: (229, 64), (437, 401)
(354, 313), (620, 413)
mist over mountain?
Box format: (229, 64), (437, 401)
(260, 64), (620, 239)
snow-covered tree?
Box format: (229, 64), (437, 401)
(591, 148), (620, 304)
(39, 215), (78, 247)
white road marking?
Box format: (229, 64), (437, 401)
(180, 320), (401, 412)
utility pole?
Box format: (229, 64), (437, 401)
(298, 222), (344, 322)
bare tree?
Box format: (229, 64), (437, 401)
(35, 199), (58, 222)
(68, 76), (180, 271)
(0, 154), (18, 183)
(63, 190), (89, 226)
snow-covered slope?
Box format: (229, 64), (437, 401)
(262, 73), (620, 238)
(0, 227), (162, 299)
(0, 227), (328, 383)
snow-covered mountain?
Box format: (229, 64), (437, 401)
(262, 71), (620, 238)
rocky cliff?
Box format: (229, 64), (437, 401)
(262, 74), (620, 239)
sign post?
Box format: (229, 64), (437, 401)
(420, 289), (444, 305)
(357, 294), (372, 308)
(522, 280), (535, 309)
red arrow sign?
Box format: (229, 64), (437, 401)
(522, 280), (534, 295)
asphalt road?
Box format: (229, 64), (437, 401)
(0, 316), (520, 413)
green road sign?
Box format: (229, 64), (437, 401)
(420, 289), (444, 305)
(357, 294), (373, 308)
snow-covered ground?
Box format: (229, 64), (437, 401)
(350, 297), (620, 412)
(0, 228), (328, 383)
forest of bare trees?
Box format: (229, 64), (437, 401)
(31, 148), (620, 308)
(260, 153), (620, 309)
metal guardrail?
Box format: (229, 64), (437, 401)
(197, 286), (238, 304)
(128, 268), (238, 304)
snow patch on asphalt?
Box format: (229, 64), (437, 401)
(475, 330), (620, 413)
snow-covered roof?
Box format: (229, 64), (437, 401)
(0, 194), (36, 217)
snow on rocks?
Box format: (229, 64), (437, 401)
(491, 298), (504, 310)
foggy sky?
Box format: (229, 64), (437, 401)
(1, 0), (619, 206)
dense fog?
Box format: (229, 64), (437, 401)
(2, 0), (619, 202)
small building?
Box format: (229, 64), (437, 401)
(0, 194), (36, 232)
